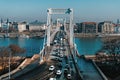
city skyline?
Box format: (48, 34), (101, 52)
(0, 0), (120, 23)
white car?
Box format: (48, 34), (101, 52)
(67, 74), (72, 79)
(56, 70), (62, 75)
(54, 40), (57, 43)
(59, 54), (63, 57)
(49, 78), (56, 80)
(60, 47), (63, 50)
(49, 65), (55, 71)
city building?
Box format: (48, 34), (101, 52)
(75, 23), (82, 33)
(102, 21), (115, 33)
(2, 24), (8, 31)
(29, 22), (46, 31)
(0, 23), (2, 28)
(29, 24), (43, 31)
(12, 22), (18, 31)
(117, 19), (120, 24)
(115, 24), (120, 33)
(98, 21), (115, 33)
(98, 22), (104, 33)
(18, 22), (27, 32)
(0, 19), (3, 28)
(80, 22), (97, 33)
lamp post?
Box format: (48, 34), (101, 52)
(8, 52), (11, 80)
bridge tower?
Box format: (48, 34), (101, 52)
(57, 18), (63, 27)
(46, 8), (74, 47)
(56, 18), (66, 31)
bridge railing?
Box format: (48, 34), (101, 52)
(66, 39), (83, 80)
(92, 60), (108, 80)
(39, 47), (45, 62)
(73, 48), (84, 79)
(72, 48), (83, 80)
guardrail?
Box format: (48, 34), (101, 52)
(92, 60), (108, 80)
(67, 41), (83, 80)
(71, 48), (83, 80)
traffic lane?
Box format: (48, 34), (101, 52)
(16, 60), (57, 80)
(50, 46), (66, 79)
(64, 38), (78, 80)
(55, 48), (70, 79)
(56, 56), (67, 80)
(14, 62), (50, 80)
(56, 37), (69, 80)
(50, 31), (74, 80)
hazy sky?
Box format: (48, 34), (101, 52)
(0, 0), (120, 22)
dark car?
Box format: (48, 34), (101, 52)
(65, 64), (70, 70)
(57, 58), (62, 62)
(57, 62), (62, 68)
(50, 43), (53, 46)
(51, 58), (62, 62)
(64, 68), (68, 75)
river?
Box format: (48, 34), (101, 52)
(75, 37), (103, 55)
(0, 37), (103, 57)
(0, 38), (44, 57)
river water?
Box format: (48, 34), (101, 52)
(0, 38), (44, 57)
(0, 37), (103, 57)
(75, 38), (103, 55)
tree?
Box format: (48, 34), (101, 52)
(102, 38), (120, 63)
(0, 47), (9, 73)
(0, 45), (26, 75)
(9, 44), (25, 54)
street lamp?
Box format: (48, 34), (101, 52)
(8, 51), (11, 79)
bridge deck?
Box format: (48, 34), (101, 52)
(77, 57), (103, 80)
(50, 26), (60, 43)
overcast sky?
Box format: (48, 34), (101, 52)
(0, 0), (120, 23)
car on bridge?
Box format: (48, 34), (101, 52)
(54, 40), (57, 43)
(56, 70), (62, 76)
(64, 68), (68, 75)
(49, 65), (55, 71)
(59, 54), (64, 58)
(50, 42), (54, 46)
(57, 62), (62, 69)
(49, 78), (56, 80)
(67, 73), (72, 80)
(65, 64), (70, 70)
(51, 57), (62, 62)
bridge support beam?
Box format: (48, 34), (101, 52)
(64, 18), (67, 32)
(47, 11), (51, 47)
(69, 9), (73, 47)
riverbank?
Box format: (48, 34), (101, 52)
(96, 62), (120, 80)
(0, 31), (45, 38)
(74, 33), (96, 38)
(0, 57), (25, 76)
(74, 33), (120, 38)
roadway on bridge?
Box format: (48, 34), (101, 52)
(48, 30), (78, 80)
(77, 57), (103, 80)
